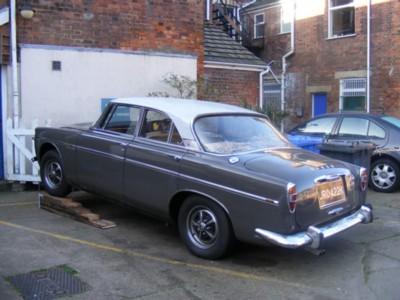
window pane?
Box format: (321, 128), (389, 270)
(255, 25), (264, 38)
(339, 117), (368, 137)
(263, 80), (281, 110)
(341, 78), (366, 112)
(368, 122), (385, 139)
(255, 14), (264, 23)
(332, 6), (354, 36)
(104, 105), (140, 134)
(170, 125), (183, 145)
(296, 117), (337, 136)
(254, 14), (264, 38)
(281, 4), (293, 33)
(194, 115), (288, 154)
(140, 110), (171, 142)
(343, 96), (365, 112)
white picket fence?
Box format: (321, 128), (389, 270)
(4, 118), (49, 183)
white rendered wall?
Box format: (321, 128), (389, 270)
(20, 45), (197, 127)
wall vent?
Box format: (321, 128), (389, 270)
(52, 60), (61, 71)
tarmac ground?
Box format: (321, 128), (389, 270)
(0, 183), (400, 300)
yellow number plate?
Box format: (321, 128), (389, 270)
(317, 179), (346, 209)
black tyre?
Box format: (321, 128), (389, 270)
(40, 150), (72, 197)
(369, 159), (400, 193)
(178, 195), (235, 259)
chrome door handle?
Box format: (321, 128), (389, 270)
(168, 155), (182, 162)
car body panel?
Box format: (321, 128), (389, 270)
(123, 138), (185, 217)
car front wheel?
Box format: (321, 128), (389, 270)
(40, 150), (72, 197)
(369, 158), (400, 193)
(178, 196), (235, 259)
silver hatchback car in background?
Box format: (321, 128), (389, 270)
(288, 112), (400, 193)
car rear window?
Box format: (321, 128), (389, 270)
(194, 115), (290, 154)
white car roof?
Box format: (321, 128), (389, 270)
(111, 97), (262, 140)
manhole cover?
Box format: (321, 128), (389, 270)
(7, 265), (91, 300)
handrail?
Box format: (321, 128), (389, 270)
(213, 0), (262, 47)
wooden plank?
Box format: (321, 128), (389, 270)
(39, 192), (116, 229)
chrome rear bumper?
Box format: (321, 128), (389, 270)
(255, 205), (373, 254)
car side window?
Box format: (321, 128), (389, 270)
(338, 117), (385, 140)
(104, 105), (140, 135)
(338, 117), (368, 138)
(294, 117), (337, 136)
(139, 109), (183, 145)
(367, 122), (385, 139)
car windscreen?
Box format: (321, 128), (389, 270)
(194, 115), (290, 154)
(382, 116), (400, 129)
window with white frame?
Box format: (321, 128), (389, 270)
(329, 0), (355, 37)
(281, 0), (293, 34)
(263, 80), (281, 110)
(340, 78), (366, 112)
(254, 13), (265, 39)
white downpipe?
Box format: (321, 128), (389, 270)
(10, 0), (19, 128)
(366, 0), (371, 113)
(259, 66), (271, 109)
(10, 0), (20, 174)
(206, 0), (210, 21)
(281, 0), (295, 131)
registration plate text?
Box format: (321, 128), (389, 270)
(317, 179), (345, 208)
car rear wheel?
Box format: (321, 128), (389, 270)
(40, 150), (72, 197)
(370, 159), (400, 193)
(178, 195), (235, 259)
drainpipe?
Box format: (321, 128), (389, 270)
(366, 0), (371, 112)
(10, 0), (20, 174)
(206, 0), (210, 21)
(10, 0), (19, 129)
(281, 0), (295, 132)
(259, 66), (271, 109)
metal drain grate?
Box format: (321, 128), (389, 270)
(8, 265), (91, 300)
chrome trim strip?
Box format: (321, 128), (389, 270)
(76, 146), (125, 161)
(314, 173), (346, 183)
(124, 158), (180, 177)
(255, 205), (373, 249)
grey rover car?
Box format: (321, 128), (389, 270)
(34, 97), (373, 259)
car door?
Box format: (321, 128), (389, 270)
(75, 104), (140, 199)
(123, 108), (186, 218)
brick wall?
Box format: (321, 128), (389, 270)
(202, 68), (259, 108)
(11, 0), (204, 76)
(252, 0), (400, 126)
(369, 0), (400, 116)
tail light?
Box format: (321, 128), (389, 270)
(287, 183), (297, 213)
(360, 167), (368, 191)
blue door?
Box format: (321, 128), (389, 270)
(313, 93), (327, 117)
(0, 65), (3, 179)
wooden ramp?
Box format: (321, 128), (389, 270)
(39, 192), (116, 229)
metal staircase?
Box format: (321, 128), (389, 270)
(212, 0), (264, 49)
